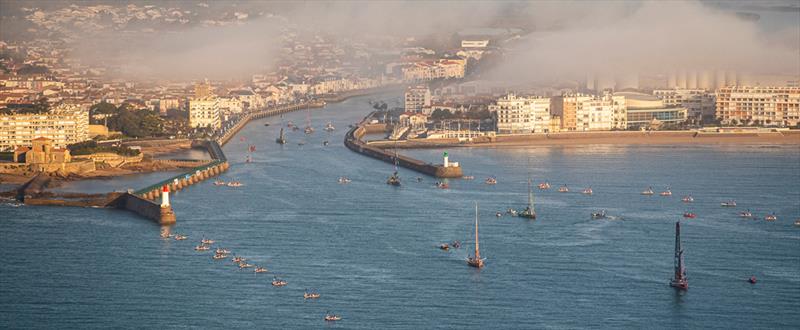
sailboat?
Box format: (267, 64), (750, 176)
(304, 108), (315, 134)
(519, 178), (536, 219)
(275, 127), (287, 144)
(466, 202), (485, 268)
(669, 221), (688, 290)
(386, 149), (401, 186)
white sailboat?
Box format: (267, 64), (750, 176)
(466, 202), (485, 268)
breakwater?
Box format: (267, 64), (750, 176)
(344, 114), (462, 178)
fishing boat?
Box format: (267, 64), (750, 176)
(304, 290), (321, 299)
(439, 243), (450, 251)
(538, 182), (551, 190)
(201, 238), (215, 244)
(721, 200), (737, 207)
(660, 187), (672, 196)
(212, 254), (227, 260)
(275, 128), (287, 144)
(227, 181), (243, 187)
(238, 262), (254, 269)
(463, 176), (475, 180)
(213, 180), (226, 186)
(215, 248), (230, 254)
(519, 179), (536, 219)
(324, 312), (342, 321)
(683, 212), (697, 219)
(231, 256), (245, 263)
(682, 195), (694, 203)
(194, 245), (210, 251)
(272, 277), (288, 287)
(338, 176), (352, 184)
(324, 122), (335, 132)
(591, 210), (607, 219)
(485, 177), (497, 185)
(739, 210), (753, 218)
(582, 187), (593, 195)
(748, 276), (757, 284)
(451, 240), (461, 248)
(466, 202), (486, 268)
(641, 186), (655, 195)
(669, 221), (688, 290)
(174, 235), (188, 241)
(558, 185), (569, 193)
(254, 267), (268, 273)
(764, 213), (777, 221)
(436, 181), (449, 189)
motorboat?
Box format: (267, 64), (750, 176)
(227, 181), (243, 187)
(748, 276), (757, 284)
(506, 208), (518, 217)
(287, 121), (295, 128)
(794, 219), (800, 226)
(324, 122), (335, 132)
(215, 248), (230, 254)
(212, 254), (227, 260)
(436, 181), (449, 189)
(682, 195), (694, 203)
(194, 245), (210, 251)
(324, 313), (342, 321)
(683, 212), (697, 219)
(439, 243), (450, 251)
(238, 262), (254, 269)
(463, 176), (475, 180)
(304, 291), (321, 299)
(304, 126), (315, 134)
(558, 185), (569, 193)
(213, 180), (226, 186)
(338, 176), (352, 184)
(232, 256), (245, 263)
(254, 267), (268, 273)
(263, 123), (270, 127)
(174, 235), (188, 241)
(739, 210), (753, 218)
(297, 141), (305, 146)
(496, 212), (502, 217)
(641, 187), (655, 195)
(485, 177), (497, 185)
(764, 213), (777, 221)
(451, 241), (461, 249)
(538, 182), (551, 190)
(582, 187), (593, 195)
(660, 188), (672, 196)
(591, 210), (607, 219)
(323, 140), (329, 146)
(272, 278), (288, 287)
(721, 200), (737, 207)
(201, 238), (215, 244)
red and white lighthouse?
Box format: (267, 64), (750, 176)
(160, 185), (170, 208)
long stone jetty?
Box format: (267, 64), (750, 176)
(344, 114), (462, 178)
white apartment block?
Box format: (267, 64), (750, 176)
(0, 103), (89, 151)
(716, 86), (800, 126)
(402, 59), (466, 82)
(404, 86), (431, 113)
(653, 88), (716, 120)
(189, 97), (221, 129)
(562, 93), (627, 131)
(491, 93), (551, 133)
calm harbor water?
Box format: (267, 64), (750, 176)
(1, 93), (799, 329)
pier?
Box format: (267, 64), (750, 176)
(344, 113), (463, 178)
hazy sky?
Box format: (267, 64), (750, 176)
(2, 0), (798, 82)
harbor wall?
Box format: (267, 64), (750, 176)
(344, 114), (462, 178)
(118, 193), (175, 225)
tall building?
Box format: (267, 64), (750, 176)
(653, 88), (716, 121)
(716, 86), (800, 126)
(557, 93), (626, 131)
(188, 80), (220, 130)
(491, 93), (551, 133)
(404, 85), (431, 113)
(0, 103), (89, 151)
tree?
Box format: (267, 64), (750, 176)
(431, 109), (454, 120)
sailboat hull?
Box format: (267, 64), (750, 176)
(670, 279), (688, 290)
(466, 258), (484, 268)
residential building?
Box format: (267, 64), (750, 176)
(0, 103), (89, 151)
(491, 93), (551, 134)
(402, 59), (466, 82)
(557, 93), (627, 131)
(653, 88), (716, 121)
(715, 86), (800, 126)
(188, 81), (220, 129)
(404, 85), (431, 113)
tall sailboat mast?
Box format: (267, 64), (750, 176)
(474, 202), (480, 260)
(528, 178), (534, 212)
(670, 221), (688, 289)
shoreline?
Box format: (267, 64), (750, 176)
(369, 130), (800, 149)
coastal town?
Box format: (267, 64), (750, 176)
(1, 1), (799, 328)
